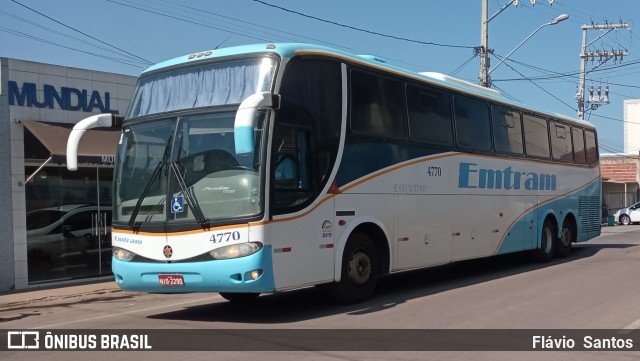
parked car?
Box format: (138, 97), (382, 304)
(613, 201), (640, 225)
(26, 204), (112, 281)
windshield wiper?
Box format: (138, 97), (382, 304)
(170, 161), (210, 229)
(128, 135), (173, 230)
(128, 160), (164, 230)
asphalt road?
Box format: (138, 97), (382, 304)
(2, 224), (640, 360)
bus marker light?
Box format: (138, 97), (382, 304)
(338, 220), (347, 226)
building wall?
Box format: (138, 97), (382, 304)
(601, 154), (640, 214)
(1, 57), (136, 291)
(624, 99), (640, 154)
(600, 158), (638, 183)
(0, 58), (16, 290)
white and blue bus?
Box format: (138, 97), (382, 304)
(67, 43), (601, 304)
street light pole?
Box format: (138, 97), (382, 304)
(486, 14), (569, 86)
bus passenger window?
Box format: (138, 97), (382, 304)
(523, 114), (550, 158)
(492, 107), (523, 155)
(572, 127), (586, 164)
(454, 96), (491, 151)
(550, 121), (573, 162)
(585, 130), (598, 164)
(406, 85), (453, 146)
(350, 70), (405, 139)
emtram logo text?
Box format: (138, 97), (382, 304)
(458, 162), (556, 191)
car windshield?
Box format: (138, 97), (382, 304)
(114, 111), (266, 228)
(26, 210), (66, 230)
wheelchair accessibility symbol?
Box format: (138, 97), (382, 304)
(171, 196), (184, 213)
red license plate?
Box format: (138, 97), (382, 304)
(158, 274), (185, 286)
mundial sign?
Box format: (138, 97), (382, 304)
(8, 81), (119, 114)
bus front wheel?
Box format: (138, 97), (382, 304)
(327, 233), (378, 304)
(532, 219), (556, 262)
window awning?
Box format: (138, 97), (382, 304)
(21, 119), (120, 166)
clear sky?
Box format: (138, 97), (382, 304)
(2, 0), (640, 154)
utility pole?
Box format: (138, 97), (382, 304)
(478, 0), (554, 88)
(577, 22), (630, 120)
(479, 0), (490, 87)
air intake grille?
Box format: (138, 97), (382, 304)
(579, 196), (601, 233)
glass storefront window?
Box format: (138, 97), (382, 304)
(25, 165), (113, 284)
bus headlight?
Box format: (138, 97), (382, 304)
(113, 247), (136, 262)
(210, 242), (262, 260)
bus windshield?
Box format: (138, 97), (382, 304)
(114, 110), (266, 228)
(127, 57), (276, 119)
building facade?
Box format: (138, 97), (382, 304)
(0, 57), (136, 291)
(601, 154), (640, 214)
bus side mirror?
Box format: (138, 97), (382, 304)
(66, 114), (124, 171)
(234, 92), (280, 155)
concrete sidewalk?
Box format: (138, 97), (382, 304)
(0, 280), (121, 309)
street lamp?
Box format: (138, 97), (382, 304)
(487, 14), (569, 80)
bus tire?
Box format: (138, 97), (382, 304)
(219, 292), (260, 303)
(327, 233), (378, 304)
(532, 219), (556, 262)
(555, 220), (575, 258)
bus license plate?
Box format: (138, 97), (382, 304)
(158, 274), (184, 286)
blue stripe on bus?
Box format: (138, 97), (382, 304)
(336, 143), (447, 187)
(496, 180), (601, 254)
(112, 245), (275, 293)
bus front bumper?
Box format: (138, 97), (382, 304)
(112, 246), (275, 293)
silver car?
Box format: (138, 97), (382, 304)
(613, 202), (640, 225)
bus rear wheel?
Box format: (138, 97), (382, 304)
(555, 220), (575, 258)
(327, 233), (378, 304)
(532, 219), (556, 262)
(219, 292), (260, 303)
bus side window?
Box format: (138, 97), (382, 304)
(492, 106), (523, 155)
(550, 121), (573, 162)
(273, 58), (342, 215)
(522, 114), (550, 159)
(454, 95), (492, 151)
(350, 69), (405, 139)
(572, 127), (586, 164)
(585, 130), (598, 164)
(274, 135), (300, 188)
(406, 85), (454, 146)
(272, 129), (312, 210)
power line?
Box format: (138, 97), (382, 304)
(493, 54), (577, 112)
(0, 10), (149, 65)
(106, 0), (274, 43)
(0, 27), (146, 68)
(249, 0), (476, 49)
(449, 54), (477, 77)
(148, 0), (356, 52)
(493, 57), (640, 82)
(109, 0), (432, 71)
(9, 0), (152, 64)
